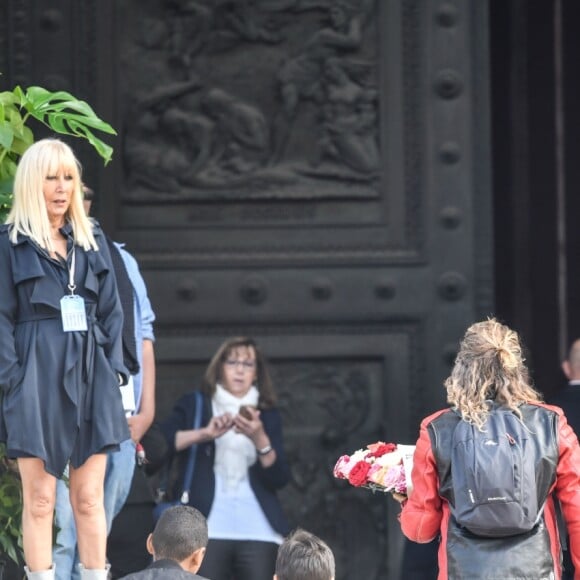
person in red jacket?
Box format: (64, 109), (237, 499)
(398, 318), (580, 579)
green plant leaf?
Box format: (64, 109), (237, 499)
(0, 91), (18, 107)
(64, 120), (114, 165)
(45, 113), (68, 134)
(0, 122), (14, 149)
(10, 116), (32, 141)
(10, 134), (33, 156)
(0, 157), (17, 181)
(32, 93), (97, 114)
(21, 86), (53, 109)
(5, 85), (116, 162)
(0, 445), (22, 565)
(48, 111), (116, 134)
(23, 89), (116, 134)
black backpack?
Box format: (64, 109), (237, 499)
(450, 408), (545, 537)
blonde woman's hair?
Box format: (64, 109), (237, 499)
(445, 318), (542, 429)
(6, 138), (98, 251)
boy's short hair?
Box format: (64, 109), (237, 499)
(152, 505), (208, 561)
(275, 528), (335, 580)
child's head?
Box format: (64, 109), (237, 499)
(147, 505), (208, 574)
(274, 528), (335, 580)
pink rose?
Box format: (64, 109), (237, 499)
(333, 455), (352, 479)
(382, 464), (407, 494)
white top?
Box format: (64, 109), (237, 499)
(207, 472), (283, 544)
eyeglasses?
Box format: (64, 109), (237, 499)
(225, 359), (256, 371)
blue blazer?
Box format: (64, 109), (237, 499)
(161, 391), (291, 536)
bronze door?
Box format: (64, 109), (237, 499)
(2, 1), (492, 577)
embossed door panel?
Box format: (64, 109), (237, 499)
(114, 0), (410, 265)
(2, 1), (492, 578)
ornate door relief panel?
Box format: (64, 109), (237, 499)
(2, 1), (492, 577)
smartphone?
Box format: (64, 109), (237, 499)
(238, 404), (256, 420)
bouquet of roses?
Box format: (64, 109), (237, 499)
(333, 441), (415, 496)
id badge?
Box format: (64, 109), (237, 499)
(60, 294), (88, 332)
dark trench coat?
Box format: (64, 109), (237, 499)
(0, 222), (129, 477)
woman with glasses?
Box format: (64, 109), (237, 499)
(160, 336), (290, 580)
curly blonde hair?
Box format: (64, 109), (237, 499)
(445, 318), (542, 429)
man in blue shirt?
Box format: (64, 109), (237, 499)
(53, 186), (156, 580)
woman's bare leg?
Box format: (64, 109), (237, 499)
(69, 454), (107, 570)
(17, 458), (56, 571)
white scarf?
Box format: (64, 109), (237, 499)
(212, 383), (259, 490)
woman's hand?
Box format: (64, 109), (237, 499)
(127, 413), (153, 443)
(204, 413), (234, 440)
(175, 413), (233, 451)
(233, 406), (265, 445)
(233, 407), (277, 467)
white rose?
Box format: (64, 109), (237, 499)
(375, 449), (402, 468)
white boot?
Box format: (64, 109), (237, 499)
(24, 564), (55, 579)
(78, 563), (111, 580)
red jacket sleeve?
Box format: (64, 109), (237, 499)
(400, 413), (444, 543)
(550, 405), (580, 574)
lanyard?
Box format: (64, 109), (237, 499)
(60, 245), (87, 332)
(67, 247), (76, 295)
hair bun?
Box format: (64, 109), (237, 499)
(497, 346), (516, 370)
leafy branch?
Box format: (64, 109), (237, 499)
(0, 83), (117, 222)
(0, 444), (23, 565)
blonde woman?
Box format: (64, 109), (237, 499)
(399, 318), (580, 579)
(0, 139), (129, 579)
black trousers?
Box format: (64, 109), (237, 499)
(198, 538), (278, 580)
